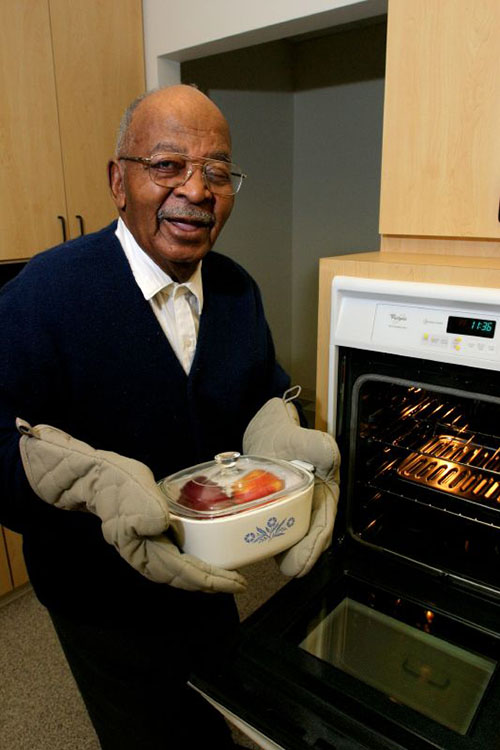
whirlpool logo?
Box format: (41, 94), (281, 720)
(389, 312), (408, 325)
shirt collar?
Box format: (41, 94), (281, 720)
(115, 217), (203, 311)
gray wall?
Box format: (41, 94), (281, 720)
(183, 41), (295, 373)
(291, 22), (386, 389)
(182, 19), (386, 394)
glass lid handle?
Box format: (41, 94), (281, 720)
(214, 451), (241, 468)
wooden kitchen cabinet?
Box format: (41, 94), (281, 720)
(3, 528), (29, 589)
(0, 528), (13, 597)
(0, 0), (145, 262)
(0, 0), (68, 261)
(0, 527), (28, 597)
(379, 0), (500, 245)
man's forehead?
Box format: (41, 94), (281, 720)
(130, 108), (231, 156)
(149, 139), (231, 159)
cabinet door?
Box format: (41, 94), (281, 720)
(49, 0), (145, 239)
(380, 0), (500, 240)
(3, 528), (29, 589)
(0, 0), (68, 261)
(0, 528), (13, 597)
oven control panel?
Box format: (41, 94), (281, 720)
(328, 276), (500, 434)
(372, 304), (498, 361)
(330, 277), (500, 372)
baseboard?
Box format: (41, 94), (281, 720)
(0, 582), (32, 609)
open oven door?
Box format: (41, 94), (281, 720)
(190, 544), (500, 750)
(189, 348), (500, 750)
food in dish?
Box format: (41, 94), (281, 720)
(231, 469), (284, 503)
(178, 468), (285, 512)
(178, 476), (230, 511)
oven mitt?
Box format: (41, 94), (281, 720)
(15, 419), (246, 594)
(243, 391), (340, 577)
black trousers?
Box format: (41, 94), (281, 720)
(49, 606), (240, 750)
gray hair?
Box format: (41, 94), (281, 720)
(115, 88), (157, 156)
(115, 84), (202, 156)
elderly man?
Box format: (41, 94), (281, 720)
(0, 85), (338, 749)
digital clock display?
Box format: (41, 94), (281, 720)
(446, 316), (496, 339)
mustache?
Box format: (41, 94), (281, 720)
(157, 206), (215, 226)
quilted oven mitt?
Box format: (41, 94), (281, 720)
(15, 419), (246, 594)
(243, 390), (340, 577)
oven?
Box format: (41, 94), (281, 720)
(190, 276), (500, 750)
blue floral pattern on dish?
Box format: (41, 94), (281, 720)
(244, 516), (295, 544)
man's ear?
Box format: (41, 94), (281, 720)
(108, 160), (126, 210)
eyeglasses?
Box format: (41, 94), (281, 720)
(118, 152), (247, 196)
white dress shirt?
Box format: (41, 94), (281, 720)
(115, 218), (203, 374)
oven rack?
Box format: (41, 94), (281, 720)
(362, 434), (500, 495)
(360, 414), (473, 444)
(361, 390), (472, 435)
(353, 481), (500, 594)
(365, 438), (500, 476)
(364, 417), (500, 453)
(356, 481), (500, 552)
(360, 454), (500, 525)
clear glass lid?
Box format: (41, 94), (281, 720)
(159, 451), (313, 518)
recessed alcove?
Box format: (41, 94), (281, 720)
(180, 17), (386, 400)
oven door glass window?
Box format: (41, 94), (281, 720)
(347, 375), (500, 590)
(300, 595), (496, 735)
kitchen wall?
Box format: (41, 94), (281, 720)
(181, 20), (386, 391)
(142, 0), (387, 89)
(182, 41), (295, 375)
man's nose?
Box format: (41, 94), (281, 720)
(173, 165), (212, 202)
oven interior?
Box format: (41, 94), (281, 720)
(294, 348), (500, 739)
(338, 348), (500, 593)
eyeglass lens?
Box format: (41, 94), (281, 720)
(149, 154), (243, 195)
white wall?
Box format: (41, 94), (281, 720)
(142, 0), (387, 88)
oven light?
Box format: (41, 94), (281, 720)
(426, 610), (435, 624)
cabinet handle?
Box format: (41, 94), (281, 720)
(75, 215), (85, 236)
(57, 215), (67, 242)
(498, 198), (500, 223)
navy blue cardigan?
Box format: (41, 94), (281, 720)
(0, 222), (289, 623)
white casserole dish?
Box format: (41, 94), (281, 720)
(158, 451), (314, 569)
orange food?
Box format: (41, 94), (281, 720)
(231, 469), (284, 503)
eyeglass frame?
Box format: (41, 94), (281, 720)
(117, 152), (247, 196)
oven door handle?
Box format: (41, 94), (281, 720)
(402, 656), (450, 690)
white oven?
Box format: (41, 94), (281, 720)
(190, 276), (500, 750)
